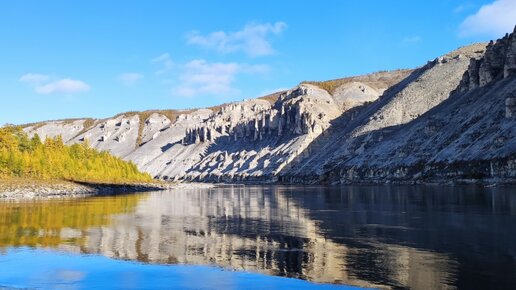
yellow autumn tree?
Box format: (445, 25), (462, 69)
(0, 126), (152, 183)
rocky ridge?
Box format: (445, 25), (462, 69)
(22, 27), (516, 184)
(459, 26), (516, 92)
(24, 70), (407, 182)
(295, 32), (515, 184)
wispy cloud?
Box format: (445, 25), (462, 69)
(454, 4), (467, 13)
(19, 73), (49, 84)
(35, 79), (90, 94)
(152, 53), (174, 75)
(186, 22), (287, 57)
(20, 73), (90, 95)
(459, 0), (516, 37)
(173, 59), (268, 97)
(401, 36), (422, 44)
(118, 73), (144, 86)
(453, 3), (476, 14)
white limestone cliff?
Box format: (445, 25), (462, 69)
(22, 29), (516, 184)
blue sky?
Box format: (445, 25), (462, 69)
(1, 0), (515, 125)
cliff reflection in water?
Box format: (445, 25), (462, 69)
(0, 185), (515, 289)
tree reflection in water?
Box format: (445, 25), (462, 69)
(0, 185), (515, 289)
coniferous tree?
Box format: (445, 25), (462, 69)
(0, 126), (152, 183)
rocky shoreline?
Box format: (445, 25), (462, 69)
(1, 176), (512, 201)
(0, 179), (212, 200)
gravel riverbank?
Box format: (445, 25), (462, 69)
(0, 179), (188, 200)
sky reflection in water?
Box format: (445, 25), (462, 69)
(0, 185), (515, 289)
(1, 247), (356, 290)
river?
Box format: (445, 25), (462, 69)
(0, 185), (514, 289)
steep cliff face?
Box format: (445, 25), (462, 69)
(22, 28), (516, 184)
(297, 30), (515, 184)
(459, 26), (516, 92)
(23, 84), (380, 181)
(24, 70), (408, 182)
(177, 85), (344, 181)
(281, 43), (490, 181)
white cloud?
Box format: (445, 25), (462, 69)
(454, 4), (467, 13)
(118, 73), (144, 86)
(20, 73), (91, 95)
(402, 36), (422, 44)
(152, 53), (174, 75)
(19, 73), (49, 84)
(173, 59), (268, 97)
(459, 0), (516, 37)
(453, 3), (476, 14)
(187, 22), (287, 57)
(35, 79), (90, 94)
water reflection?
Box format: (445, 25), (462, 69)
(0, 185), (515, 289)
(0, 194), (140, 247)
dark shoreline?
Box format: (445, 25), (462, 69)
(2, 177), (513, 201)
(0, 179), (174, 200)
(71, 180), (173, 194)
(179, 175), (516, 187)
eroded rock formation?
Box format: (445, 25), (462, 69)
(21, 27), (516, 184)
(460, 26), (516, 92)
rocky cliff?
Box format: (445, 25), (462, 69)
(289, 30), (515, 184)
(23, 27), (516, 184)
(24, 70), (409, 182)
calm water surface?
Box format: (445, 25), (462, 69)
(0, 185), (515, 289)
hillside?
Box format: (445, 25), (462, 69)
(22, 70), (408, 182)
(0, 126), (152, 184)
(21, 27), (516, 184)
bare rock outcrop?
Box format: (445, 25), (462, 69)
(20, 30), (516, 184)
(280, 42), (489, 182)
(164, 85), (343, 181)
(22, 82), (363, 181)
(289, 31), (515, 184)
(460, 25), (516, 92)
